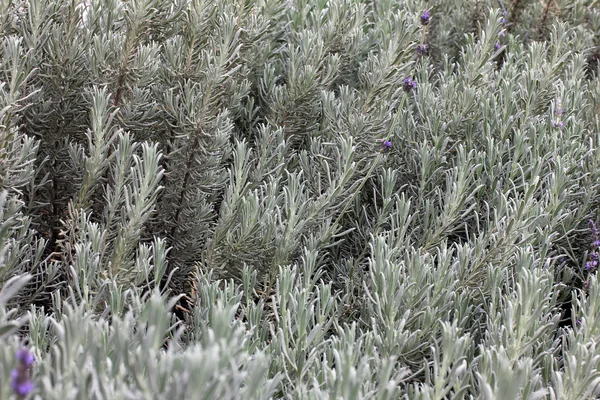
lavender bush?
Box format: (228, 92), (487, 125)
(1, 0), (600, 398)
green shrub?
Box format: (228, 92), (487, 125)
(2, 0), (600, 398)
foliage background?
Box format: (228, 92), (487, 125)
(2, 0), (600, 398)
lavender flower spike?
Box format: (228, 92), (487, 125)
(381, 140), (392, 152)
(421, 10), (431, 25)
(11, 348), (34, 399)
(402, 77), (417, 92)
(416, 43), (428, 55)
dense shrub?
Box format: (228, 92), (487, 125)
(2, 0), (600, 398)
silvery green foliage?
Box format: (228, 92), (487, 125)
(2, 0), (600, 398)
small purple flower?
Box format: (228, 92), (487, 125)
(575, 318), (582, 327)
(494, 42), (501, 50)
(11, 379), (34, 397)
(11, 348), (34, 399)
(553, 120), (564, 128)
(381, 140), (392, 152)
(585, 252), (598, 271)
(16, 349), (35, 367)
(402, 77), (417, 92)
(416, 43), (428, 55)
(554, 107), (563, 116)
(420, 10), (430, 25)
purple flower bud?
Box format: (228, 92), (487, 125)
(402, 77), (417, 92)
(11, 348), (34, 399)
(381, 140), (392, 152)
(553, 120), (564, 128)
(11, 380), (34, 397)
(16, 349), (35, 367)
(420, 10), (431, 25)
(586, 261), (592, 270)
(494, 42), (501, 50)
(416, 43), (428, 55)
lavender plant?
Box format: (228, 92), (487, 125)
(1, 0), (600, 398)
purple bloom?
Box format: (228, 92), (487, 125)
(553, 120), (564, 128)
(586, 250), (598, 271)
(416, 43), (428, 55)
(402, 77), (417, 92)
(494, 42), (501, 50)
(11, 379), (34, 397)
(16, 349), (35, 367)
(381, 140), (392, 152)
(554, 107), (563, 116)
(420, 10), (430, 25)
(11, 348), (34, 399)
